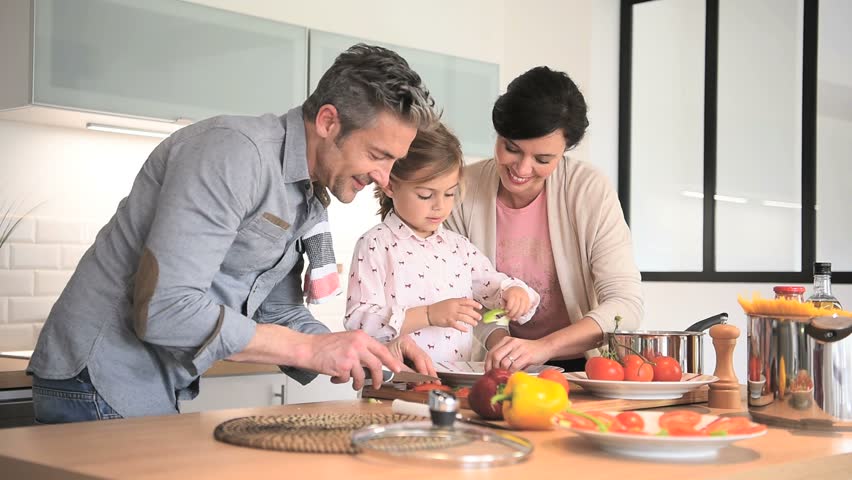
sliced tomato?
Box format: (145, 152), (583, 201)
(411, 383), (452, 393)
(554, 412), (598, 431)
(658, 410), (703, 435)
(701, 416), (767, 435)
(615, 411), (645, 433)
(453, 387), (471, 398)
(586, 411), (628, 433)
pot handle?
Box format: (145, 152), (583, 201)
(686, 313), (728, 332)
(805, 316), (852, 343)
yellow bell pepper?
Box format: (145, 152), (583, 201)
(490, 371), (569, 430)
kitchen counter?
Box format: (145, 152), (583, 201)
(0, 400), (849, 479)
(0, 357), (31, 390)
(0, 356), (280, 391)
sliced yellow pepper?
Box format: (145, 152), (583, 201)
(490, 371), (569, 430)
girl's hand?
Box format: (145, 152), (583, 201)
(427, 298), (482, 332)
(502, 286), (532, 320)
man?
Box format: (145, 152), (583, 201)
(28, 44), (439, 422)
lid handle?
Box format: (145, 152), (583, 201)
(428, 390), (458, 427)
(806, 316), (852, 343)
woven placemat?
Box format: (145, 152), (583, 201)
(214, 413), (465, 454)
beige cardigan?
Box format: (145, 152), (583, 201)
(445, 158), (643, 356)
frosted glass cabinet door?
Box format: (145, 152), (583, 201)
(309, 31), (499, 158)
(629, 0), (706, 272)
(32, 0), (307, 122)
(715, 0), (803, 272)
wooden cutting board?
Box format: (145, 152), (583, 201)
(363, 384), (709, 413)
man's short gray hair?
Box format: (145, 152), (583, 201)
(302, 43), (438, 140)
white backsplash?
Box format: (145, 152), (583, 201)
(0, 118), (159, 350)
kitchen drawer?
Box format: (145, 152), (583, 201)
(0, 388), (35, 428)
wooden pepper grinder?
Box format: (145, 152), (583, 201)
(708, 323), (742, 409)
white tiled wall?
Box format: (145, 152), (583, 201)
(0, 117), (160, 351)
(0, 216), (95, 351)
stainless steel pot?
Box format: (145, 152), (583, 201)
(602, 313), (729, 374)
(747, 314), (852, 431)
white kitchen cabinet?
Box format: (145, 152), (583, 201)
(0, 0), (307, 132)
(179, 372), (288, 414)
(178, 371), (358, 413)
(284, 376), (359, 405)
(309, 30), (500, 158)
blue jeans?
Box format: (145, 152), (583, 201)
(32, 368), (123, 424)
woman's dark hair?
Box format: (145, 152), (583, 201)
(492, 66), (589, 150)
(376, 123), (463, 220)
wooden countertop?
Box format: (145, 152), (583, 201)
(0, 400), (849, 479)
(0, 357), (281, 390)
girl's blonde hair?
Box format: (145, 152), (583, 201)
(376, 122), (464, 220)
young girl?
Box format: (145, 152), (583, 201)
(344, 124), (539, 362)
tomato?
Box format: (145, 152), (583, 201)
(642, 348), (660, 360)
(748, 355), (762, 382)
(411, 383), (452, 393)
(615, 411), (645, 432)
(453, 387), (471, 398)
(538, 369), (571, 396)
(652, 356), (683, 382)
(585, 357), (625, 381)
(658, 410), (703, 435)
(622, 354), (654, 382)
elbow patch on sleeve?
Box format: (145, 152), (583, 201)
(193, 306), (225, 360)
(133, 247), (159, 339)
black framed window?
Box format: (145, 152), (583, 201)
(618, 0), (851, 283)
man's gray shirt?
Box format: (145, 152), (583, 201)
(29, 108), (332, 417)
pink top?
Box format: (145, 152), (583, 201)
(345, 211), (539, 361)
(496, 189), (571, 340)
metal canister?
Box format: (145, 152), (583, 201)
(747, 314), (852, 431)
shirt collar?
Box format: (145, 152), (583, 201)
(384, 210), (448, 242)
(280, 107), (331, 208)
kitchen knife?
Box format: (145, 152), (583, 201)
(363, 368), (441, 386)
(391, 399), (512, 430)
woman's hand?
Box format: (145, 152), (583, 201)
(502, 286), (532, 320)
(426, 298), (482, 332)
(485, 336), (554, 372)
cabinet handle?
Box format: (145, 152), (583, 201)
(273, 384), (286, 405)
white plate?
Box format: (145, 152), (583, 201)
(564, 372), (718, 400)
(434, 361), (563, 387)
(555, 410), (767, 461)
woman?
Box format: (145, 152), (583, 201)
(445, 66), (643, 373)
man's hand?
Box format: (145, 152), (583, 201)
(502, 286), (532, 320)
(427, 298), (482, 332)
(300, 330), (403, 390)
(388, 335), (437, 379)
(229, 325), (402, 390)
